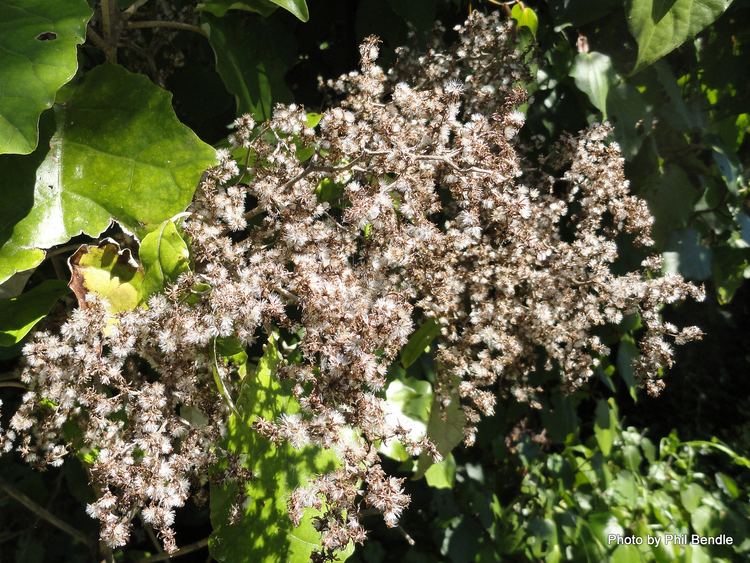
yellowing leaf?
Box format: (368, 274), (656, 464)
(68, 240), (144, 314)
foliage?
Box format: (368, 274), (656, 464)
(0, 1), (748, 562)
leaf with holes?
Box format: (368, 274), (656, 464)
(0, 0), (91, 155)
(0, 64), (216, 284)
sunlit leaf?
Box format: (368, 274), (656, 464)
(68, 240), (144, 314)
(209, 336), (353, 562)
(0, 64), (216, 284)
(570, 51), (615, 119)
(139, 217), (191, 298)
(0, 0), (91, 155)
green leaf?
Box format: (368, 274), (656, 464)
(570, 52), (615, 119)
(140, 217), (191, 298)
(414, 373), (465, 479)
(68, 240), (145, 314)
(680, 483), (706, 512)
(0, 0), (91, 155)
(0, 64), (216, 284)
(210, 336), (353, 562)
(205, 13), (296, 120)
(627, 0), (734, 73)
(380, 376), (432, 461)
(611, 544), (642, 563)
(198, 0), (309, 21)
(0, 280), (68, 346)
(511, 3), (539, 37)
(712, 247), (749, 305)
(594, 399), (618, 457)
(424, 453), (456, 489)
(662, 228), (713, 281)
(400, 318), (440, 369)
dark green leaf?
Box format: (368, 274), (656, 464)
(205, 13), (296, 120)
(198, 0), (309, 21)
(627, 0), (734, 73)
(0, 280), (68, 346)
(401, 318), (440, 369)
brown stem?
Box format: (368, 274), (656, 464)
(135, 537), (209, 562)
(127, 20), (208, 37)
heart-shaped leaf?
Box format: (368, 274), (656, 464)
(0, 0), (92, 155)
(0, 64), (216, 284)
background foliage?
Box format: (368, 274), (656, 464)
(0, 0), (748, 561)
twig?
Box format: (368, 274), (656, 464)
(135, 537), (209, 562)
(0, 381), (26, 390)
(127, 20), (208, 37)
(123, 0), (152, 19)
(86, 27), (108, 53)
(0, 478), (95, 548)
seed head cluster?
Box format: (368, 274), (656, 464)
(0, 11), (702, 556)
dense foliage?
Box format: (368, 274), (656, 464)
(0, 1), (748, 562)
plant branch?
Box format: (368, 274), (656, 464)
(86, 27), (108, 53)
(135, 537), (209, 562)
(123, 0), (152, 19)
(0, 478), (95, 548)
(0, 381), (26, 390)
(127, 20), (208, 38)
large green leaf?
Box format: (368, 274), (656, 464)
(0, 0), (91, 155)
(627, 0), (734, 73)
(198, 0), (309, 21)
(209, 336), (353, 562)
(204, 13), (296, 120)
(0, 280), (68, 346)
(0, 64), (216, 284)
(139, 217), (191, 298)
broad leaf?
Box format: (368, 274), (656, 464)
(414, 372), (465, 479)
(0, 280), (68, 346)
(570, 52), (615, 119)
(0, 64), (216, 284)
(380, 377), (432, 461)
(68, 240), (145, 314)
(0, 0), (91, 155)
(205, 14), (296, 120)
(198, 0), (309, 21)
(424, 453), (456, 489)
(511, 3), (539, 37)
(400, 318), (440, 369)
(627, 0), (734, 73)
(209, 336), (353, 562)
(663, 228), (713, 280)
(140, 218), (191, 298)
